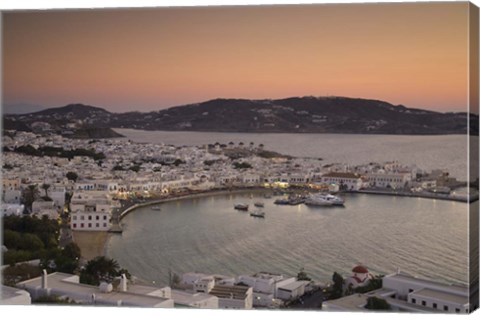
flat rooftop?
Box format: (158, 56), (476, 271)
(384, 273), (468, 296)
(171, 289), (216, 305)
(412, 288), (468, 305)
(18, 272), (170, 307)
(1, 285), (29, 301)
(323, 293), (367, 310)
(209, 285), (249, 299)
(277, 280), (310, 292)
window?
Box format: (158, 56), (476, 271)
(103, 223), (107, 227)
(455, 309), (460, 313)
(422, 301), (426, 306)
(88, 223), (92, 228)
(433, 303), (437, 309)
(444, 306), (449, 311)
(80, 215), (85, 220)
(81, 223), (84, 228)
(88, 215), (92, 220)
(104, 215), (107, 220)
(96, 223), (99, 227)
(411, 298), (416, 304)
(73, 215), (77, 220)
(409, 289), (414, 293)
(96, 215), (99, 220)
(73, 223), (77, 228)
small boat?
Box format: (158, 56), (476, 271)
(250, 210), (265, 218)
(263, 194), (272, 199)
(254, 201), (265, 207)
(274, 199), (290, 205)
(288, 196), (305, 205)
(151, 206), (162, 211)
(234, 203), (249, 211)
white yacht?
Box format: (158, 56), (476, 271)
(304, 193), (344, 206)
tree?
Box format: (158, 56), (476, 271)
(66, 171), (78, 182)
(80, 256), (124, 285)
(331, 272), (344, 299)
(365, 296), (390, 310)
(41, 183), (51, 198)
(297, 268), (311, 281)
(62, 243), (81, 261)
(22, 184), (40, 211)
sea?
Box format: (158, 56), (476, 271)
(106, 129), (476, 287)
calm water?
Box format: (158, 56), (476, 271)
(108, 130), (473, 287)
(115, 129), (472, 181)
(107, 192), (470, 286)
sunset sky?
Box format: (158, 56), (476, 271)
(3, 2), (473, 113)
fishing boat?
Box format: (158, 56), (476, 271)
(250, 210), (265, 218)
(234, 203), (249, 211)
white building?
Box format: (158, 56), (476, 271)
(236, 272), (284, 307)
(275, 278), (310, 301)
(1, 204), (25, 217)
(366, 172), (412, 189)
(382, 272), (471, 313)
(70, 192), (114, 231)
(344, 265), (373, 293)
(171, 289), (219, 308)
(321, 172), (363, 191)
(17, 271), (174, 307)
(208, 284), (253, 309)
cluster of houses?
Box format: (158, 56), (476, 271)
(2, 131), (463, 230)
(325, 265), (474, 313)
(4, 265), (474, 313)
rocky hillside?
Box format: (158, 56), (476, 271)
(3, 97), (478, 136)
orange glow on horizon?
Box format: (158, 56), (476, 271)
(3, 3), (470, 112)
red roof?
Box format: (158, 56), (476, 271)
(352, 265), (369, 273)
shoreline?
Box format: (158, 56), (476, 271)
(81, 186), (475, 262)
(119, 187), (271, 220)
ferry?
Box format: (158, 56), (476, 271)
(250, 210), (265, 218)
(234, 203), (249, 211)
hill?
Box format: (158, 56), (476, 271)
(3, 97), (478, 136)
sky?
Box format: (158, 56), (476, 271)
(2, 2), (473, 113)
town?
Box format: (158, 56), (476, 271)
(1, 130), (477, 312)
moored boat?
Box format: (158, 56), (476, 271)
(274, 199), (290, 205)
(151, 205), (162, 211)
(234, 203), (249, 211)
(250, 210), (265, 218)
(254, 201), (265, 207)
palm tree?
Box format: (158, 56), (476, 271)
(41, 183), (51, 198)
(81, 256), (122, 285)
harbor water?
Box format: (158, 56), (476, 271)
(107, 130), (474, 287)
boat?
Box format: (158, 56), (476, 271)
(250, 210), (265, 218)
(304, 194), (334, 206)
(288, 196), (305, 205)
(151, 205), (162, 211)
(254, 201), (265, 207)
(234, 203), (249, 211)
(263, 194), (272, 199)
(274, 199), (290, 205)
(305, 193), (345, 206)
